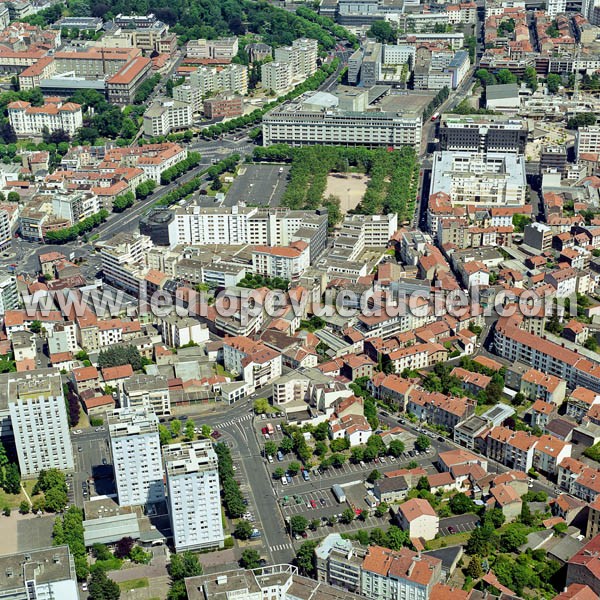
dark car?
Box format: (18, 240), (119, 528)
(448, 526), (456, 534)
(211, 430), (222, 439)
(102, 458), (107, 465)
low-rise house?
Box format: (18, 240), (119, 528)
(329, 414), (372, 446)
(530, 399), (557, 430)
(395, 498), (439, 541)
(490, 483), (522, 522)
(567, 387), (600, 423)
(71, 365), (101, 395)
(450, 367), (491, 395)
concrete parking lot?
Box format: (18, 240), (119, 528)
(438, 514), (479, 536)
(224, 164), (290, 208)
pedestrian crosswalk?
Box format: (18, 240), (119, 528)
(216, 413), (253, 429)
(269, 543), (293, 552)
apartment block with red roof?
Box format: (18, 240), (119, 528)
(567, 535), (600, 597)
(361, 545), (442, 598)
(520, 367), (567, 405)
(567, 387), (600, 423)
(486, 426), (538, 473)
(559, 457), (600, 503)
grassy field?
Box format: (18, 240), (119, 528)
(119, 578), (149, 592)
(0, 479), (38, 510)
(427, 531), (471, 550)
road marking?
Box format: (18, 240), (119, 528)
(270, 543), (293, 552)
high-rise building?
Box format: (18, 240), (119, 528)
(547, 0), (566, 16)
(164, 440), (225, 551)
(8, 372), (74, 477)
(0, 274), (18, 315)
(109, 407), (165, 507)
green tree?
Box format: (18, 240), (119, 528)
(129, 546), (152, 564)
(467, 555), (483, 578)
(340, 508), (355, 524)
(497, 68), (517, 84)
(385, 525), (408, 550)
(44, 486), (68, 512)
(449, 492), (475, 515)
(279, 437), (294, 454)
(290, 515), (308, 535)
(3, 463), (20, 495)
(240, 548), (261, 569)
(170, 419), (182, 438)
(500, 524), (528, 552)
(184, 419), (195, 441)
(314, 441), (328, 456)
(295, 541), (317, 576)
(483, 508), (506, 529)
(169, 551), (203, 580)
(388, 440), (405, 457)
(234, 519), (253, 540)
(158, 425), (171, 446)
(265, 441), (278, 457)
(253, 398), (271, 414)
(415, 434), (430, 452)
(374, 502), (389, 518)
(416, 476), (430, 491)
(19, 500), (30, 514)
(368, 20), (395, 42)
(367, 469), (382, 483)
(88, 569), (120, 600)
(547, 73), (562, 93)
(288, 461), (301, 476)
(274, 467), (285, 479)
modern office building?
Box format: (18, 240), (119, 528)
(8, 372), (74, 477)
(164, 440), (225, 551)
(109, 407), (165, 507)
(439, 114), (528, 153)
(262, 91), (422, 149)
(429, 151), (527, 206)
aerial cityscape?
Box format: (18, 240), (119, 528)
(0, 0), (600, 598)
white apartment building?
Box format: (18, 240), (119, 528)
(187, 37), (238, 59)
(51, 191), (99, 225)
(9, 374), (74, 476)
(189, 64), (248, 96)
(263, 93), (422, 149)
(7, 100), (83, 137)
(164, 440), (225, 552)
(251, 241), (310, 282)
(547, 0), (566, 16)
(99, 232), (153, 294)
(143, 98), (193, 137)
(274, 38), (318, 79)
(0, 209), (11, 251)
(576, 126), (600, 160)
(430, 151), (527, 205)
(109, 407), (165, 507)
(168, 205), (328, 251)
(261, 61), (293, 94)
(0, 275), (18, 316)
(173, 85), (203, 113)
(122, 374), (171, 416)
(383, 44), (416, 65)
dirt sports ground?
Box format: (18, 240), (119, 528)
(325, 173), (369, 213)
